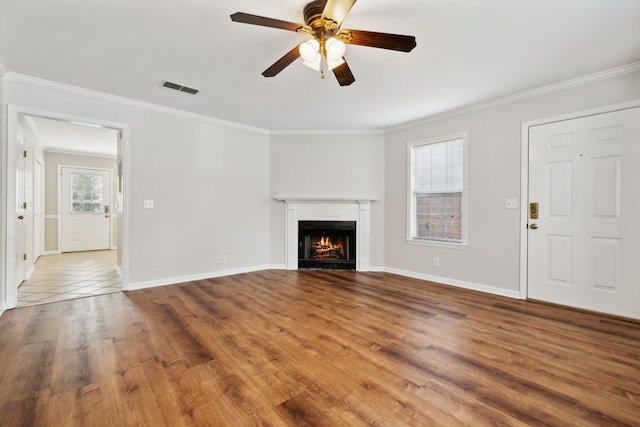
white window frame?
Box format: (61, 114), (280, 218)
(406, 131), (468, 248)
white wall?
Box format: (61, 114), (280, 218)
(0, 65), (6, 313)
(3, 78), (271, 290)
(269, 133), (386, 268)
(384, 70), (640, 295)
(126, 111), (271, 285)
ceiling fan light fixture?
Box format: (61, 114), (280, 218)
(303, 56), (322, 71)
(300, 38), (321, 71)
(299, 39), (320, 62)
(325, 37), (346, 70)
(231, 2), (416, 86)
(326, 37), (346, 58)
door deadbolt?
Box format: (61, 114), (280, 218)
(17, 215), (24, 220)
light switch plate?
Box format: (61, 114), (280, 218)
(143, 200), (154, 209)
(505, 199), (518, 209)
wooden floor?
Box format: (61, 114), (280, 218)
(1, 270), (638, 426)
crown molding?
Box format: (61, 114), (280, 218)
(6, 62), (640, 136)
(270, 128), (384, 136)
(387, 62), (640, 133)
(5, 73), (270, 135)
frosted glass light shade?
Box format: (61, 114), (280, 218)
(299, 39), (320, 62)
(300, 39), (321, 71)
(325, 37), (346, 70)
(303, 56), (321, 71)
(326, 37), (346, 59)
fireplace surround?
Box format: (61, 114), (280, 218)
(276, 198), (376, 271)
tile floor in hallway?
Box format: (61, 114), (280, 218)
(18, 250), (122, 307)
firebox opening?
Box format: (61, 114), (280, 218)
(298, 221), (356, 270)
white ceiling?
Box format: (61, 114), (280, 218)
(24, 116), (118, 158)
(1, 0), (640, 133)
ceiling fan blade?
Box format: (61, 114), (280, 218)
(322, 0), (357, 28)
(262, 45), (302, 78)
(332, 61), (355, 86)
(230, 12), (305, 32)
(340, 29), (416, 52)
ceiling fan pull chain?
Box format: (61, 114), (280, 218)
(320, 55), (326, 79)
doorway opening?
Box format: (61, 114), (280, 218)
(4, 107), (128, 308)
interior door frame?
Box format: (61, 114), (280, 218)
(3, 105), (130, 310)
(519, 99), (640, 299)
(33, 156), (44, 261)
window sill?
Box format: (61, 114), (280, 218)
(406, 238), (468, 250)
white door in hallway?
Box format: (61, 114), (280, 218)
(60, 167), (111, 252)
(527, 107), (640, 319)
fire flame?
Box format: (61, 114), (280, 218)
(312, 235), (344, 259)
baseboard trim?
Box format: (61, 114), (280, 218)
(383, 267), (522, 299)
(44, 251), (61, 255)
(127, 264), (276, 291)
(126, 264), (520, 299)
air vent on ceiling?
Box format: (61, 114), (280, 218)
(162, 80), (200, 95)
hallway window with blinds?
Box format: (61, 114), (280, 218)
(408, 133), (466, 244)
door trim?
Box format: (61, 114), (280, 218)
(3, 105), (131, 310)
(519, 99), (640, 300)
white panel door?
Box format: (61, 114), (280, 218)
(61, 167), (111, 252)
(528, 107), (640, 319)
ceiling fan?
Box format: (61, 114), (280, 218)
(230, 0), (417, 86)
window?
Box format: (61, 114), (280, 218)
(71, 173), (104, 213)
(408, 133), (466, 244)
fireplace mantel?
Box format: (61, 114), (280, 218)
(276, 197), (377, 271)
(275, 196), (379, 204)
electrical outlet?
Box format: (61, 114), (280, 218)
(433, 257), (440, 267)
(215, 256), (221, 264)
(220, 254), (227, 263)
(143, 200), (154, 209)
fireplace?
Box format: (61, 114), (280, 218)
(276, 197), (376, 271)
(298, 221), (356, 270)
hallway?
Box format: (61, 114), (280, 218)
(17, 250), (121, 306)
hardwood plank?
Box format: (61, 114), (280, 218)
(1, 270), (639, 426)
